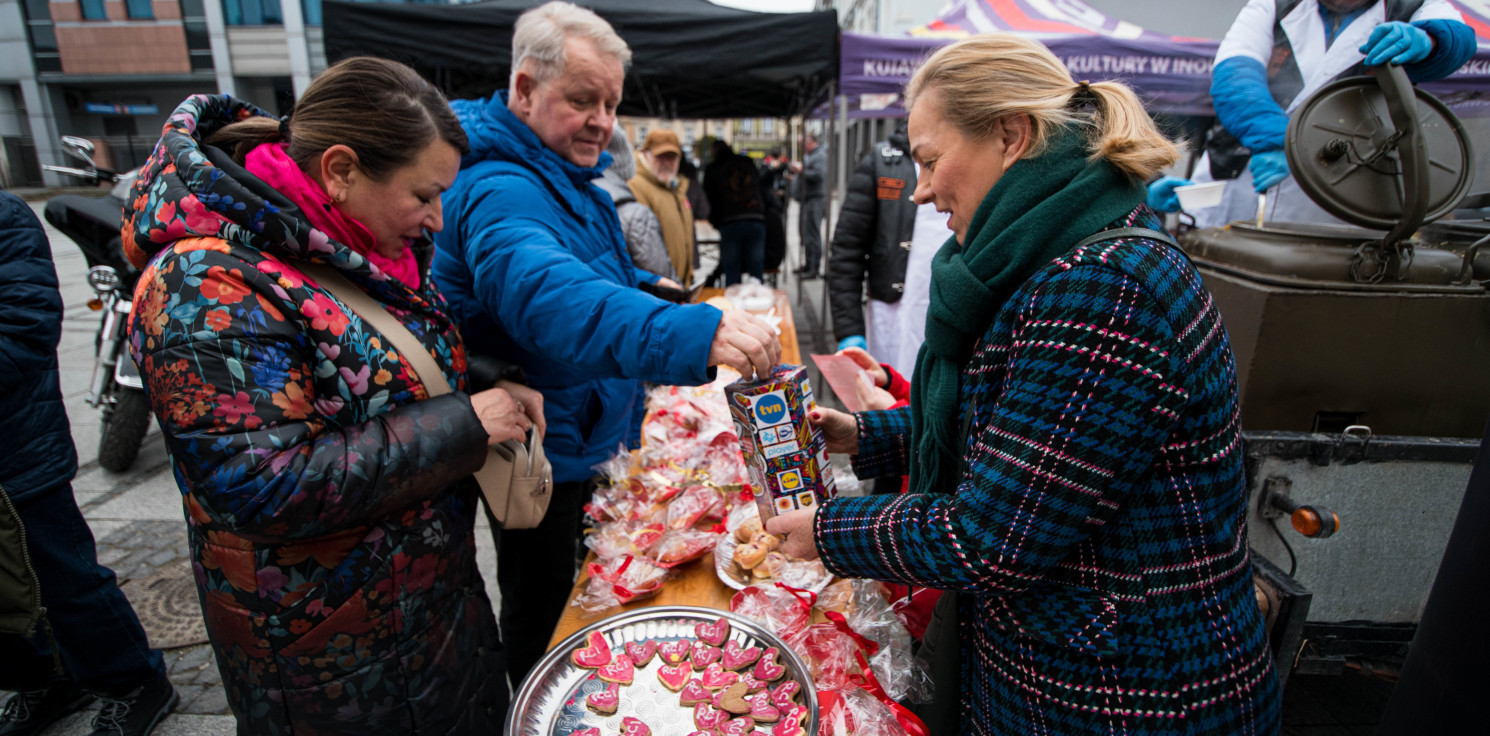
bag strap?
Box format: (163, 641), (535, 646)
(298, 264), (452, 398)
(1071, 226), (1181, 253)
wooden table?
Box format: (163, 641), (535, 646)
(696, 287), (801, 367)
(547, 289), (801, 649)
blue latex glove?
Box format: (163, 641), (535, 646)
(837, 335), (867, 352)
(1250, 150), (1290, 193)
(1146, 176), (1192, 213)
(1360, 21), (1434, 67)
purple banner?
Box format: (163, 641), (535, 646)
(841, 31), (1219, 117)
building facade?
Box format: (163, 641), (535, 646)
(0, 0), (446, 186)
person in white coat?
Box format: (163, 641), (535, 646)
(1181, 0), (1476, 226)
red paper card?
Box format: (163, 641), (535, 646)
(810, 353), (867, 413)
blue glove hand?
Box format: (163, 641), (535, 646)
(1250, 150), (1290, 193)
(1146, 176), (1192, 213)
(837, 335), (867, 352)
(1360, 21), (1434, 67)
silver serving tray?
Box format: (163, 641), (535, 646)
(508, 606), (819, 736)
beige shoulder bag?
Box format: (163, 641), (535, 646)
(300, 264), (552, 529)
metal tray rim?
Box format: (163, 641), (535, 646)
(507, 605), (820, 736)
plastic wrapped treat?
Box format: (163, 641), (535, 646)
(724, 365), (836, 522)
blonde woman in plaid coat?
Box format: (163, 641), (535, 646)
(768, 34), (1281, 736)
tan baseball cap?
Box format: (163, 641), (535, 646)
(642, 129), (683, 157)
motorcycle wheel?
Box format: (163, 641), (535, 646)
(98, 389), (151, 472)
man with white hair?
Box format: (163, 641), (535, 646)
(431, 0), (780, 687)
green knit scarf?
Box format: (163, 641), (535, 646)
(908, 124), (1145, 495)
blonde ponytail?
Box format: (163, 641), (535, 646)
(1084, 80), (1179, 181)
(905, 34), (1177, 181)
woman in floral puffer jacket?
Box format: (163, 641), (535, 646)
(124, 58), (538, 735)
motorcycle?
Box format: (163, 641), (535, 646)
(42, 136), (151, 472)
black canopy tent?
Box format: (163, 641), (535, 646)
(322, 0), (841, 119)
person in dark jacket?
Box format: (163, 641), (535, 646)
(759, 148), (790, 277)
(826, 123), (949, 378)
(791, 134), (827, 279)
(124, 58), (536, 734)
(769, 34), (1280, 735)
(430, 1), (780, 687)
(0, 191), (175, 736)
(705, 140), (767, 285)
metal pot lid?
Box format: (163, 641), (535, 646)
(1286, 65), (1473, 232)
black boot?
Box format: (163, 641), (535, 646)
(0, 681), (95, 736)
(86, 673), (176, 736)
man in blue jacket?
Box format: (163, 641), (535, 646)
(1182, 0), (1475, 226)
(431, 0), (780, 687)
(0, 192), (176, 736)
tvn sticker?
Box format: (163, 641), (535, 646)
(752, 391), (791, 427)
(763, 440), (800, 459)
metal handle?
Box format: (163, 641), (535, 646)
(1375, 64), (1430, 249)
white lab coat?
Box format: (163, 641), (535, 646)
(1191, 0), (1463, 228)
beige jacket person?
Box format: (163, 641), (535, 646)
(629, 154), (694, 287)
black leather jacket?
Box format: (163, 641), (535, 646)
(828, 128), (919, 340)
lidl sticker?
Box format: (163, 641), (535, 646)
(777, 469), (803, 491)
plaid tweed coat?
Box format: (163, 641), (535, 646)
(816, 209), (1281, 735)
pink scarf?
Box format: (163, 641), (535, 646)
(244, 142), (420, 289)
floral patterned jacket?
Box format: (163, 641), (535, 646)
(125, 95), (506, 735)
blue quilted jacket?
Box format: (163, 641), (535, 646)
(432, 93), (721, 482)
(817, 209), (1281, 735)
(0, 191), (77, 499)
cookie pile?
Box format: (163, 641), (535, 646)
(568, 617), (809, 736)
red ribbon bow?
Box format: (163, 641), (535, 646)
(849, 650), (930, 736)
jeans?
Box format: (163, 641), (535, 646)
(718, 220), (766, 286)
(799, 196), (826, 275)
(494, 478), (593, 689)
(0, 482), (164, 696)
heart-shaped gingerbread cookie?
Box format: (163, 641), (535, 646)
(713, 682), (752, 714)
(753, 647), (785, 681)
(658, 660), (693, 691)
(769, 680), (801, 709)
(700, 662), (740, 690)
(690, 640), (722, 669)
(678, 679), (711, 707)
(624, 640), (657, 667)
(717, 716), (756, 736)
(772, 712), (807, 736)
(693, 702), (728, 731)
(694, 616), (730, 646)
(658, 639), (692, 665)
(571, 630), (611, 669)
(597, 653), (634, 685)
(738, 671), (768, 693)
(721, 639), (761, 671)
(620, 716), (651, 736)
(749, 691), (782, 723)
(771, 719), (806, 736)
(585, 682), (619, 715)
